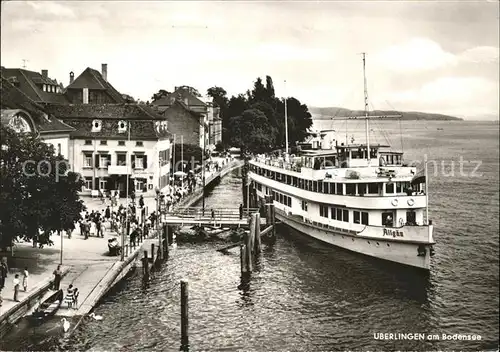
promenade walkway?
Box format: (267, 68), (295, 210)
(0, 158), (243, 333)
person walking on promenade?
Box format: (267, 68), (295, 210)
(22, 267), (29, 292)
(105, 206), (111, 219)
(96, 216), (102, 238)
(65, 284), (74, 309)
(130, 228), (137, 248)
(79, 219), (84, 236)
(53, 265), (62, 290)
(13, 274), (20, 302)
(100, 220), (106, 238)
(0, 261), (8, 289)
(73, 288), (79, 310)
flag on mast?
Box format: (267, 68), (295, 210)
(411, 167), (425, 185)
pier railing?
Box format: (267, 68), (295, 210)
(168, 207), (260, 221)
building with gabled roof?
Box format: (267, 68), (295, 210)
(1, 76), (75, 159)
(1, 67), (70, 104)
(152, 86), (222, 149)
(42, 102), (172, 196)
(65, 64), (125, 104)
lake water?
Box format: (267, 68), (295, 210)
(2, 120), (499, 351)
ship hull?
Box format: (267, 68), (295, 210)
(275, 210), (431, 270)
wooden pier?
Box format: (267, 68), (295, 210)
(164, 207), (264, 227)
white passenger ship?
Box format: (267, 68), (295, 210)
(248, 55), (435, 270)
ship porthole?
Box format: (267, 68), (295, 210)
(367, 241), (370, 244)
(387, 243), (390, 247)
(352, 238), (354, 241)
(376, 242), (380, 246)
(342, 236), (344, 239)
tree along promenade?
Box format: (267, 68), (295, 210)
(0, 160), (243, 337)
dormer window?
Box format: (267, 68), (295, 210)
(42, 84), (46, 92)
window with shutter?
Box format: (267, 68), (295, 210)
(107, 154), (111, 167)
(143, 155), (148, 169)
(95, 154), (100, 168)
(131, 154), (135, 168)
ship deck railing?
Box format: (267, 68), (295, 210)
(251, 156), (302, 173)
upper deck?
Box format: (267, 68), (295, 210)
(250, 144), (415, 182)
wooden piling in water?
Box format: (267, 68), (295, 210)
(180, 280), (189, 352)
(158, 226), (163, 261)
(165, 225), (170, 259)
(270, 203), (276, 237)
(151, 243), (155, 263)
(244, 233), (252, 273)
(248, 214), (256, 256)
(255, 213), (261, 254)
(143, 250), (149, 279)
(125, 244), (129, 256)
(240, 244), (248, 276)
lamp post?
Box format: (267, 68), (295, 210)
(121, 122), (131, 262)
(201, 123), (206, 214)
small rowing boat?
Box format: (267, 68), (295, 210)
(31, 289), (64, 322)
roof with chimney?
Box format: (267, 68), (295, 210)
(152, 86), (207, 108)
(42, 103), (171, 140)
(163, 100), (203, 119)
(1, 76), (75, 134)
(1, 67), (70, 104)
(66, 67), (125, 103)
(42, 103), (166, 120)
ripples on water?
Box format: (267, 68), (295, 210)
(2, 121), (498, 352)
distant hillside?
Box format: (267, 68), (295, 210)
(310, 107), (463, 121)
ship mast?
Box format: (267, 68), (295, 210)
(363, 52), (370, 162)
(284, 80), (289, 156)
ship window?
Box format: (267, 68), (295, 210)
(354, 211), (360, 224)
(318, 181), (323, 193)
(309, 181), (313, 191)
(336, 208), (342, 220)
(301, 200), (308, 211)
(346, 183), (356, 195)
(329, 183), (335, 194)
(343, 209), (349, 222)
(382, 211), (394, 227)
(319, 204), (328, 218)
(279, 193), (283, 203)
(361, 212), (369, 225)
(406, 211), (416, 225)
(330, 207), (336, 220)
(368, 183), (379, 194)
(358, 183), (367, 196)
(336, 183), (343, 195)
(386, 183), (395, 194)
(396, 182), (403, 193)
(313, 181), (317, 192)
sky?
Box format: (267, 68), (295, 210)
(1, 0), (499, 120)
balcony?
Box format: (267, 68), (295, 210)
(107, 165), (132, 175)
